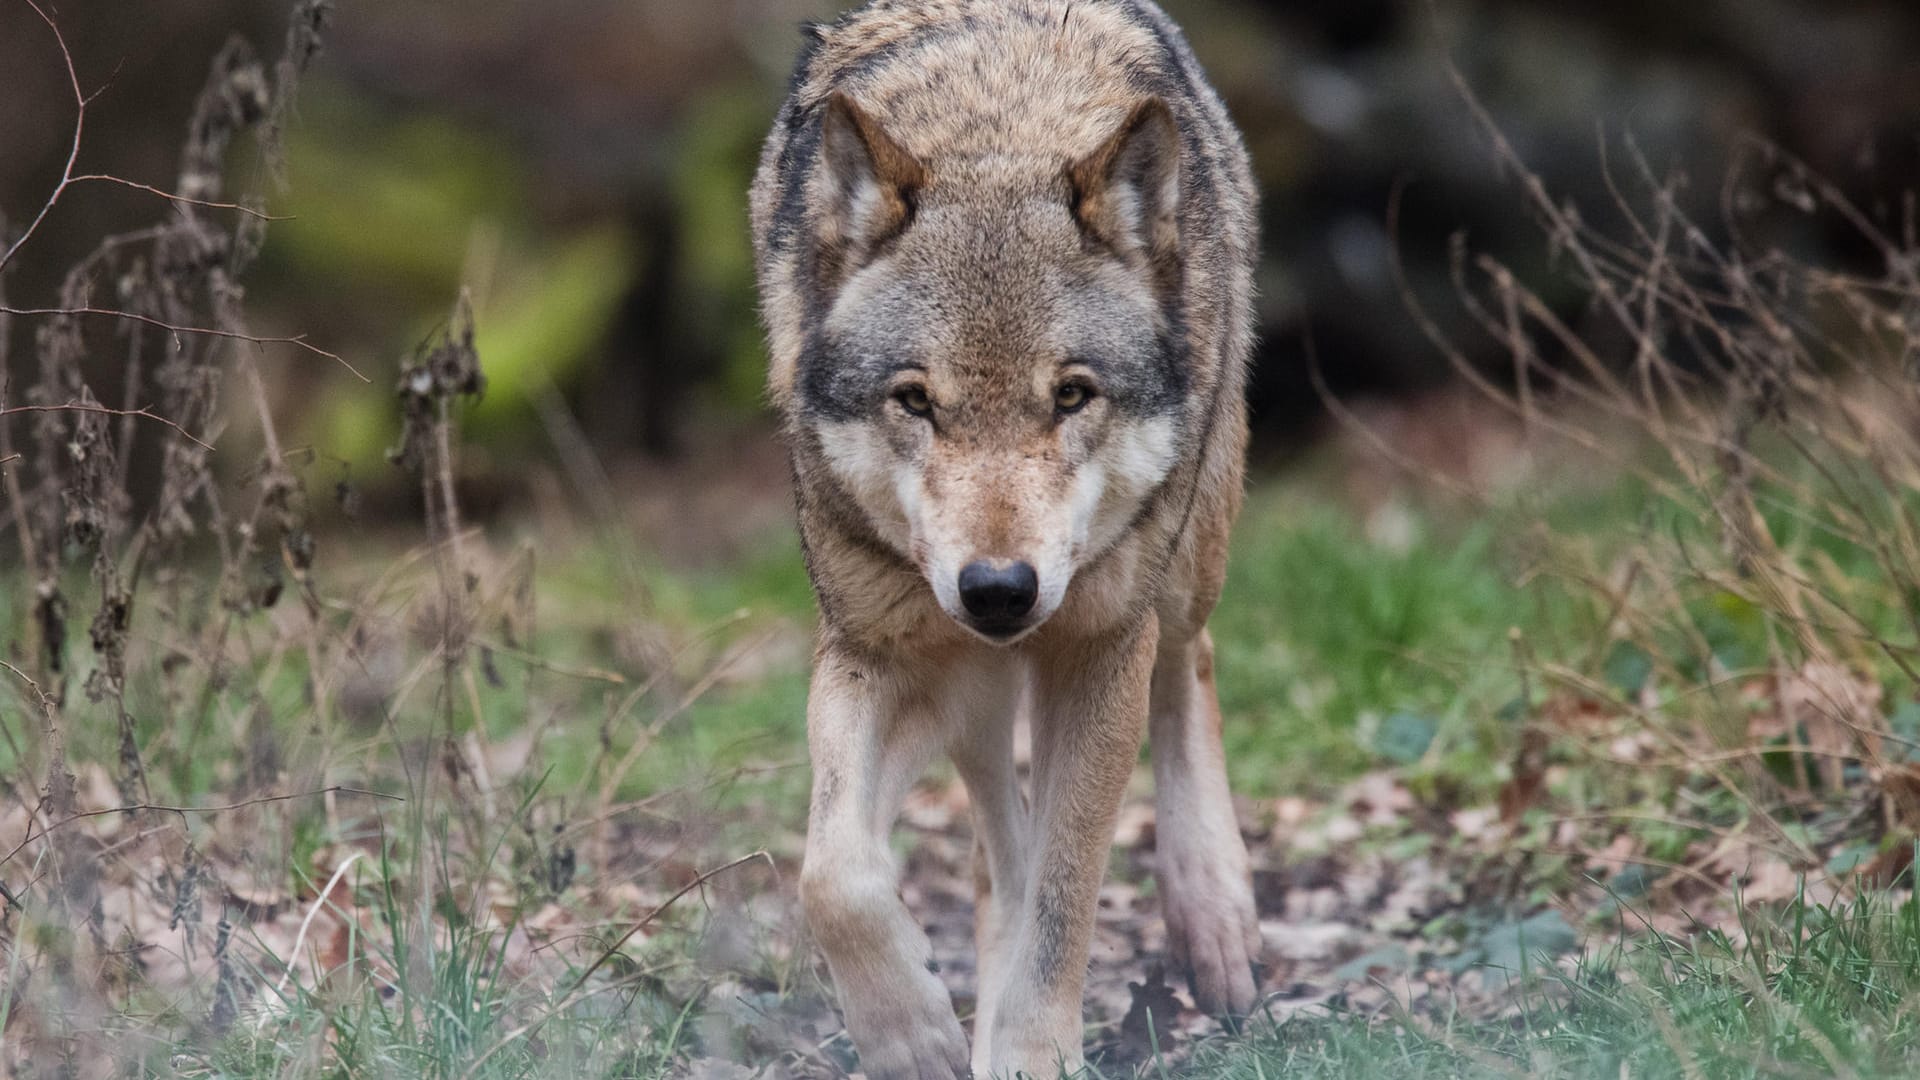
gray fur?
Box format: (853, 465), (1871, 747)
(752, 3), (1262, 1072)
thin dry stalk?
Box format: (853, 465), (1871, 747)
(1333, 62), (1920, 914)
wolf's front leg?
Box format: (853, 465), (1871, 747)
(979, 620), (1158, 1076)
(1150, 627), (1260, 1016)
(949, 686), (1029, 1078)
(800, 646), (971, 1080)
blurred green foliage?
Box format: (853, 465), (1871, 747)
(266, 89), (638, 470)
(670, 83), (779, 413)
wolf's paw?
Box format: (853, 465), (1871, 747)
(846, 984), (972, 1080)
(1158, 842), (1261, 1017)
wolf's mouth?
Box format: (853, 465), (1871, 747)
(965, 615), (1034, 643)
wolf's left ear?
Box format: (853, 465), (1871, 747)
(1068, 98), (1182, 275)
(815, 93), (927, 280)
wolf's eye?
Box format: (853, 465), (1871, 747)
(1054, 382), (1095, 414)
(896, 386), (933, 417)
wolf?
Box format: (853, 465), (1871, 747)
(750, 1), (1260, 1075)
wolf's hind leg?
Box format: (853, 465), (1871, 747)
(800, 648), (970, 1080)
(1149, 626), (1261, 1016)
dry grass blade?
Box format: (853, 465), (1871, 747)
(456, 850), (776, 1080)
(1, 786), (402, 868)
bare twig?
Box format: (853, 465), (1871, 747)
(67, 174), (288, 220)
(0, 0), (86, 277)
(1, 402), (213, 452)
(1, 786), (403, 867)
(0, 658), (55, 718)
(0, 306), (365, 381)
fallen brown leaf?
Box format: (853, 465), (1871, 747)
(1116, 964), (1185, 1065)
(1498, 726), (1550, 825)
(1781, 660), (1883, 790)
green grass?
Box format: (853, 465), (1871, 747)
(526, 477), (1585, 806)
(186, 823), (703, 1079)
(186, 871), (1920, 1080)
(1213, 494), (1552, 797)
(153, 874), (1920, 1080)
(1188, 884), (1920, 1079)
(11, 458), (1920, 1078)
(603, 470), (1601, 818)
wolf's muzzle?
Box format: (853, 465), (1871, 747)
(958, 559), (1039, 639)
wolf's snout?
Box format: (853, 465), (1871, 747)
(958, 560), (1039, 635)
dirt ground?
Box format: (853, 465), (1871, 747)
(675, 757), (1585, 1078)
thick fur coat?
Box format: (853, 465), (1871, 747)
(751, 2), (1259, 1075)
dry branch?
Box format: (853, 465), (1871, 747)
(68, 174), (289, 221)
(2, 785), (402, 868)
(0, 0), (86, 277)
(0, 306), (363, 380)
(0, 401), (214, 452)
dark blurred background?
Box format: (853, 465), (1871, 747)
(4, 0), (1917, 502)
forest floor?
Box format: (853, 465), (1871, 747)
(9, 405), (1920, 1079)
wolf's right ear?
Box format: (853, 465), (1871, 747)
(814, 93), (927, 281)
(1068, 98), (1182, 280)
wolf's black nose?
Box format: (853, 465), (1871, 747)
(958, 560), (1039, 626)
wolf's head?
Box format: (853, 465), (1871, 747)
(796, 94), (1188, 643)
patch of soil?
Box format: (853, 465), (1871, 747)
(685, 765), (1588, 1078)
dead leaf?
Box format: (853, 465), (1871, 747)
(1858, 835), (1916, 888)
(1272, 796), (1315, 828)
(318, 919), (354, 984)
(1498, 726), (1550, 825)
(1607, 732), (1656, 763)
(1116, 965), (1185, 1064)
(1451, 806), (1500, 841)
(1879, 764), (1920, 829)
(1781, 660), (1884, 789)
(1346, 772), (1413, 828)
(1703, 840), (1804, 904)
(1543, 695), (1617, 732)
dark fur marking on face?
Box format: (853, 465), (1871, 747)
(792, 463), (913, 626)
(1103, 5), (1230, 433)
(1152, 308), (1194, 410)
(1063, 272), (1192, 418)
(764, 21), (840, 260)
(1061, 328), (1185, 419)
(798, 444), (923, 585)
(796, 331), (918, 423)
